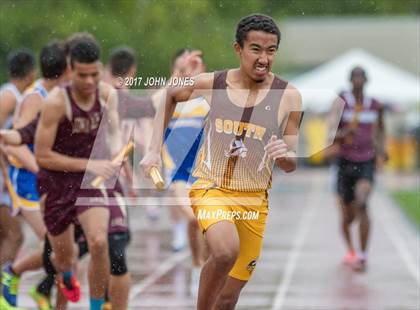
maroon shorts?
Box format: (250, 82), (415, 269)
(38, 173), (120, 236)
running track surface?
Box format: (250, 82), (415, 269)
(14, 169), (420, 309)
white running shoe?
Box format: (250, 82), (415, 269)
(146, 203), (161, 222)
(353, 252), (367, 272)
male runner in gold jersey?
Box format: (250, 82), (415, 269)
(141, 14), (302, 310)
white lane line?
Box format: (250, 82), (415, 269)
(129, 250), (189, 301)
(377, 195), (420, 285)
(271, 187), (320, 310)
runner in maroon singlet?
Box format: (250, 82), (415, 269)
(35, 37), (121, 310)
(1, 110), (131, 310)
(1, 37), (155, 310)
(330, 67), (387, 272)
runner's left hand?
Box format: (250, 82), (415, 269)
(375, 152), (389, 171)
(265, 135), (289, 160)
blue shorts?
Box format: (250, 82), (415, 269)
(9, 164), (40, 212)
(164, 122), (204, 185)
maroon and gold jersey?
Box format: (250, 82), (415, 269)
(193, 70), (288, 192)
(38, 86), (109, 192)
(338, 91), (382, 162)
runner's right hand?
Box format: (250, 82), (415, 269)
(139, 151), (162, 178)
(172, 50), (203, 78)
(86, 159), (119, 179)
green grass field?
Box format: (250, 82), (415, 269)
(393, 190), (420, 228)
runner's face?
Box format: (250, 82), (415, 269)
(351, 72), (366, 90)
(72, 61), (101, 96)
(235, 30), (278, 83)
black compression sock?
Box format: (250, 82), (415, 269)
(36, 274), (55, 297)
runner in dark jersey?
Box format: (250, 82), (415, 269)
(141, 14), (302, 310)
(34, 38), (121, 310)
(1, 115), (131, 310)
(0, 48), (155, 309)
(330, 67), (387, 271)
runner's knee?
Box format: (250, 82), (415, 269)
(54, 253), (74, 272)
(88, 235), (108, 256)
(216, 292), (240, 310)
(343, 217), (353, 225)
(341, 206), (355, 224)
(9, 228), (24, 247)
(355, 180), (371, 205)
(345, 213), (355, 224)
(358, 207), (369, 220)
(212, 250), (238, 273)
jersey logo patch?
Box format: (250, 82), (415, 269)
(225, 139), (248, 158)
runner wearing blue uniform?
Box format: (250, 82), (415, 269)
(162, 48), (208, 296)
(0, 49), (35, 288)
(1, 42), (68, 310)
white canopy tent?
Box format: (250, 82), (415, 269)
(291, 49), (420, 113)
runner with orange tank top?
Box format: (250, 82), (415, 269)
(141, 14), (302, 310)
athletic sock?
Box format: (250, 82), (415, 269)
(90, 297), (105, 310)
(36, 274), (55, 296)
(104, 288), (109, 302)
(358, 251), (367, 260)
(173, 221), (186, 234)
(62, 271), (73, 288)
(8, 265), (18, 275)
(172, 221), (187, 250)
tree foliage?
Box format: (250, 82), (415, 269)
(0, 0), (418, 83)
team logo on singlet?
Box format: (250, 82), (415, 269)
(246, 259), (257, 273)
(225, 139), (248, 158)
(72, 112), (101, 134)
